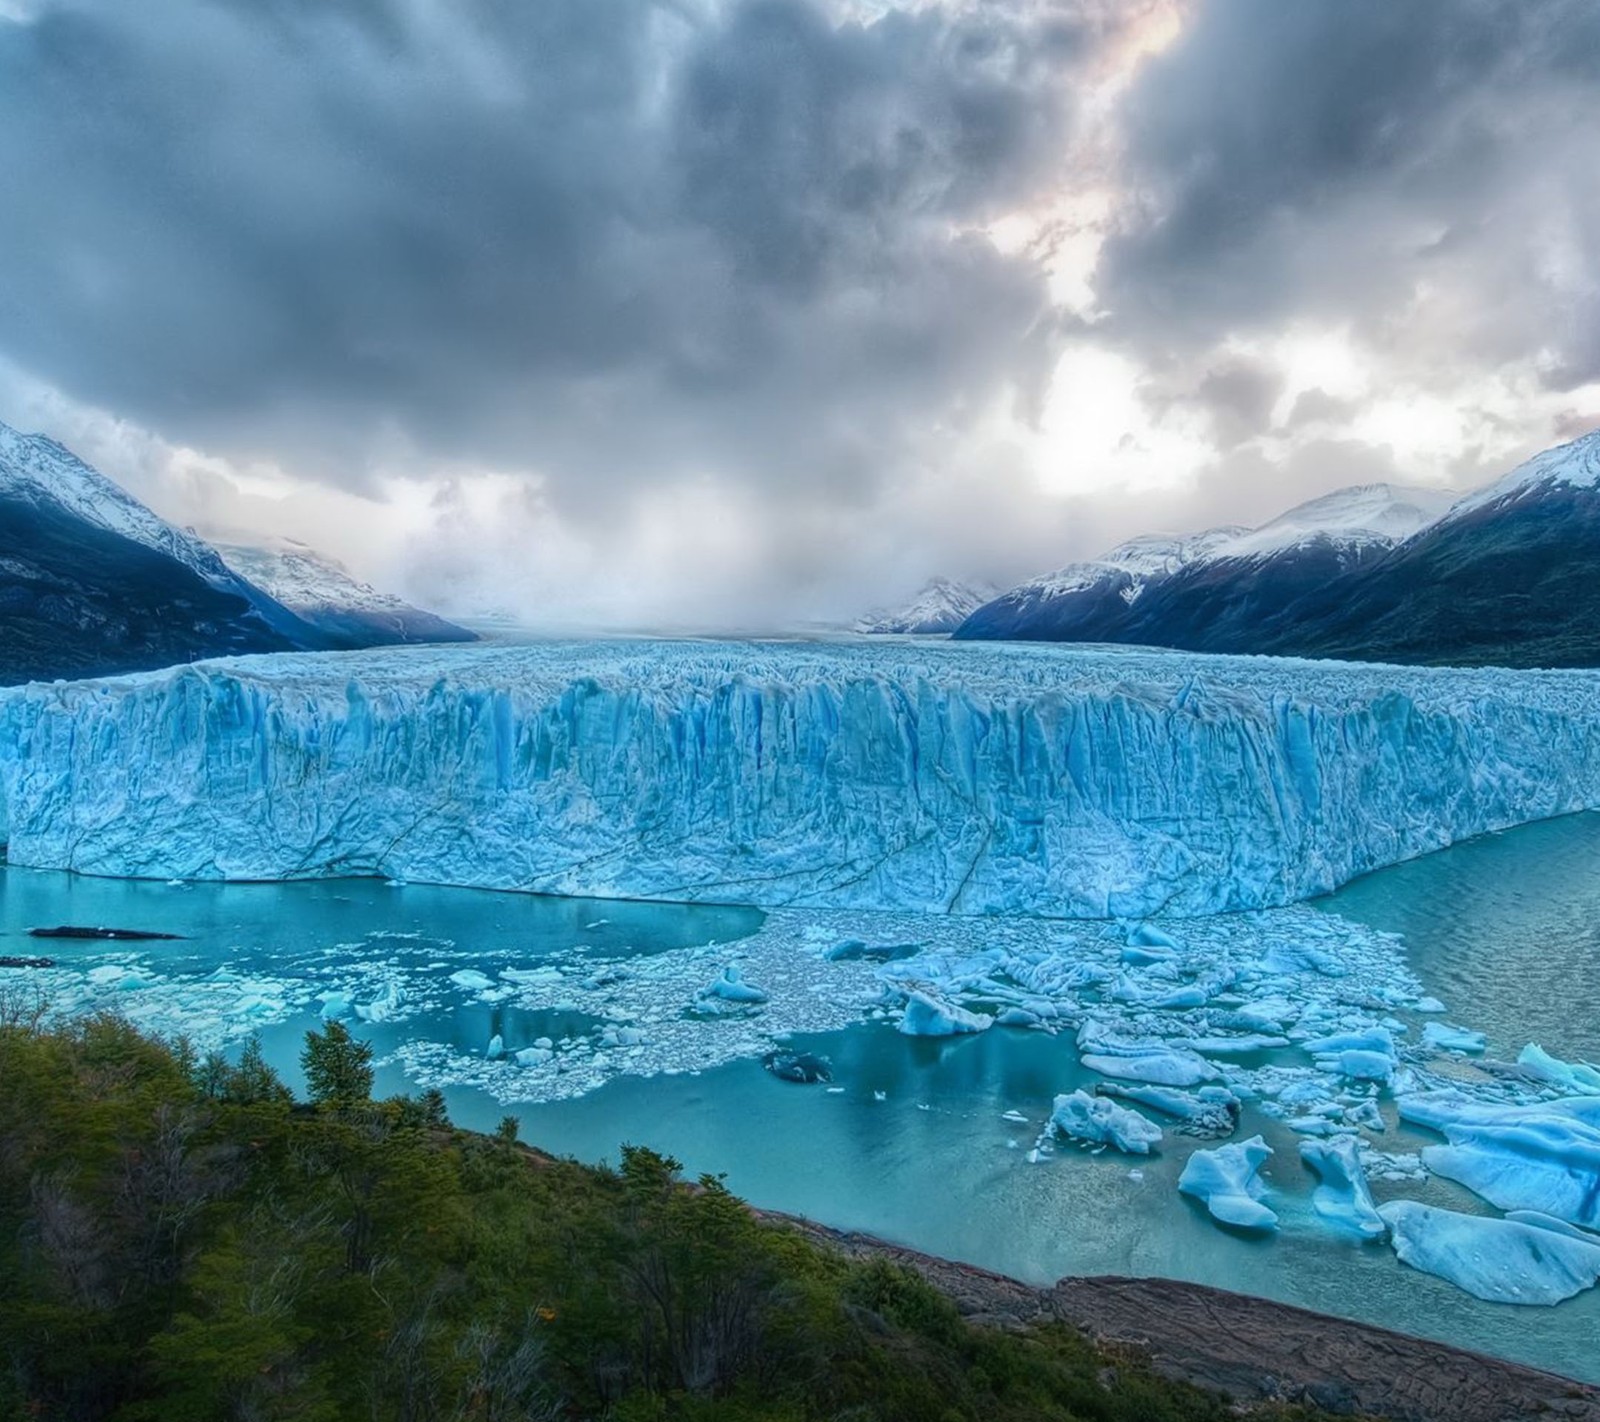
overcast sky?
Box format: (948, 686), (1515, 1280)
(2, 0), (1598, 627)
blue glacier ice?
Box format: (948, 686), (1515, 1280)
(1518, 1044), (1600, 1092)
(1048, 1089), (1163, 1154)
(1398, 1091), (1600, 1229)
(898, 989), (994, 1036)
(1379, 1201), (1600, 1305)
(698, 966), (770, 1006)
(1178, 1135), (1278, 1231)
(3, 639), (1600, 916)
(1300, 1136), (1385, 1239)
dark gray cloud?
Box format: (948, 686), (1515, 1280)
(1102, 0), (1600, 376)
(0, 0), (1082, 516)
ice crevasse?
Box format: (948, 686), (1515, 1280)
(2, 639), (1600, 918)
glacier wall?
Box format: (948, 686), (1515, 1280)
(2, 640), (1599, 918)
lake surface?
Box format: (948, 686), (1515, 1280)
(3, 813), (1599, 1382)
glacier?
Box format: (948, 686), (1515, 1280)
(3, 639), (1600, 917)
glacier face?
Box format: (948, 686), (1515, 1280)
(2, 639), (1600, 918)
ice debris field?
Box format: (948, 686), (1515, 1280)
(4, 639), (1600, 916)
(23, 889), (1600, 1312)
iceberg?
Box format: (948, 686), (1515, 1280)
(1422, 1022), (1486, 1053)
(697, 966), (770, 1006)
(1178, 1135), (1278, 1232)
(898, 989), (993, 1037)
(1097, 1082), (1239, 1136)
(1299, 1136), (1385, 1239)
(4, 640), (1600, 917)
(1048, 1089), (1162, 1154)
(1398, 1093), (1600, 1229)
(1518, 1043), (1600, 1092)
(1379, 1201), (1600, 1305)
(1078, 1022), (1219, 1087)
(1304, 1026), (1398, 1084)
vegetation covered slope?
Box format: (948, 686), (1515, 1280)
(0, 1007), (1355, 1422)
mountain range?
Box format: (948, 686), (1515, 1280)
(0, 419), (472, 684)
(952, 429), (1600, 669)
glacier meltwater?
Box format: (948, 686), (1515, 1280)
(2, 639), (1600, 917)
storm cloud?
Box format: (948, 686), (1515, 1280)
(1102, 0), (1600, 388)
(1, 0), (1599, 623)
(0, 0), (1082, 503)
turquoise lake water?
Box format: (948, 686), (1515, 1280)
(3, 813), (1599, 1382)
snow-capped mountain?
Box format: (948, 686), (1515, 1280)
(0, 416), (473, 684)
(856, 576), (1000, 634)
(1277, 427), (1600, 667)
(214, 537), (476, 648)
(958, 482), (1455, 647)
(0, 421), (308, 642)
(960, 432), (1600, 668)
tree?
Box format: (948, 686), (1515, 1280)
(299, 1021), (374, 1107)
(226, 1037), (292, 1106)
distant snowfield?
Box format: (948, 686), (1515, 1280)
(3, 638), (1599, 918)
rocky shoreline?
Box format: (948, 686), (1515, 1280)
(774, 1215), (1600, 1421)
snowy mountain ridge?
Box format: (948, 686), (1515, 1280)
(215, 537), (416, 616)
(0, 420), (268, 606)
(1445, 426), (1600, 519)
(1026, 482), (1457, 603)
(213, 537), (477, 647)
(857, 576), (999, 634)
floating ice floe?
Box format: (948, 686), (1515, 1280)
(763, 1050), (832, 1083)
(1518, 1043), (1600, 1092)
(355, 981), (406, 1022)
(1048, 1090), (1162, 1155)
(1300, 1136), (1385, 1240)
(1421, 1022), (1486, 1053)
(1078, 1021), (1219, 1087)
(1379, 1201), (1600, 1304)
(1179, 1136), (1278, 1232)
(449, 968), (496, 992)
(318, 990), (354, 1021)
(1096, 1082), (1239, 1137)
(898, 989), (993, 1037)
(1303, 1026), (1398, 1084)
(1398, 1091), (1600, 1230)
(696, 966), (770, 1009)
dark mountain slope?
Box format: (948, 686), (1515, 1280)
(0, 492), (298, 684)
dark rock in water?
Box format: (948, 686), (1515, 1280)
(763, 1050), (833, 1084)
(823, 939), (923, 963)
(30, 925), (184, 941)
(0, 955), (55, 968)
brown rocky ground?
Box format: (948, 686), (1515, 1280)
(777, 1217), (1600, 1422)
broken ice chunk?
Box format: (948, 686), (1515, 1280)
(1422, 1022), (1486, 1053)
(1379, 1201), (1600, 1305)
(1300, 1136), (1385, 1239)
(1049, 1090), (1162, 1155)
(1517, 1043), (1600, 1093)
(1179, 1136), (1277, 1232)
(696, 966), (770, 1007)
(898, 989), (993, 1037)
